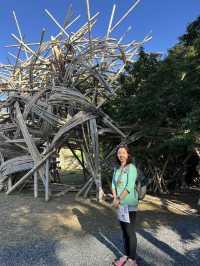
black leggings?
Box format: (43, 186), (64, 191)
(119, 211), (137, 260)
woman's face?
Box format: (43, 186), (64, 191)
(117, 147), (128, 164)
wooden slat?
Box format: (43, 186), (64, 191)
(6, 149), (55, 195)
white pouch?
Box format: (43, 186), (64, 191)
(117, 205), (130, 223)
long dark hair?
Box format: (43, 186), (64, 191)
(116, 144), (133, 166)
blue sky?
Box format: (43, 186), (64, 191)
(0, 0), (200, 63)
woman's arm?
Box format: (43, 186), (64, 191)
(111, 168), (117, 199)
(112, 188), (117, 200)
(112, 169), (120, 208)
(118, 189), (129, 201)
(112, 188), (120, 208)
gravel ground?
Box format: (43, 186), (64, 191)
(0, 193), (199, 266)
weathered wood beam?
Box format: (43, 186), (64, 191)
(15, 102), (48, 189)
(6, 149), (55, 195)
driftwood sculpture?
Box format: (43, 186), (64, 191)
(0, 0), (150, 201)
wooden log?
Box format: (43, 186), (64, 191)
(13, 11), (28, 59)
(89, 118), (103, 200)
(76, 176), (93, 198)
(111, 0), (140, 32)
(83, 178), (94, 198)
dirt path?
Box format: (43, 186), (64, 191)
(0, 193), (199, 265)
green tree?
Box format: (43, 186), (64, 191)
(103, 16), (200, 192)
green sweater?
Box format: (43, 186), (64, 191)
(112, 163), (138, 207)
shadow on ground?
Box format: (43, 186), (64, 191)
(0, 192), (199, 265)
(72, 199), (200, 265)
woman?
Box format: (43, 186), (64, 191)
(112, 145), (138, 266)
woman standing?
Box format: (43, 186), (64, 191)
(112, 145), (138, 266)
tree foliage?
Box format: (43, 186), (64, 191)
(103, 16), (200, 191)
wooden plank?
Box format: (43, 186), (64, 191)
(34, 171), (38, 198)
(51, 111), (95, 148)
(6, 149), (55, 195)
(45, 158), (49, 201)
(15, 102), (47, 186)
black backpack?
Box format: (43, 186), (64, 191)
(113, 163), (149, 200)
(135, 167), (149, 200)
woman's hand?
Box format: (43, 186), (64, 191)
(113, 197), (120, 208)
